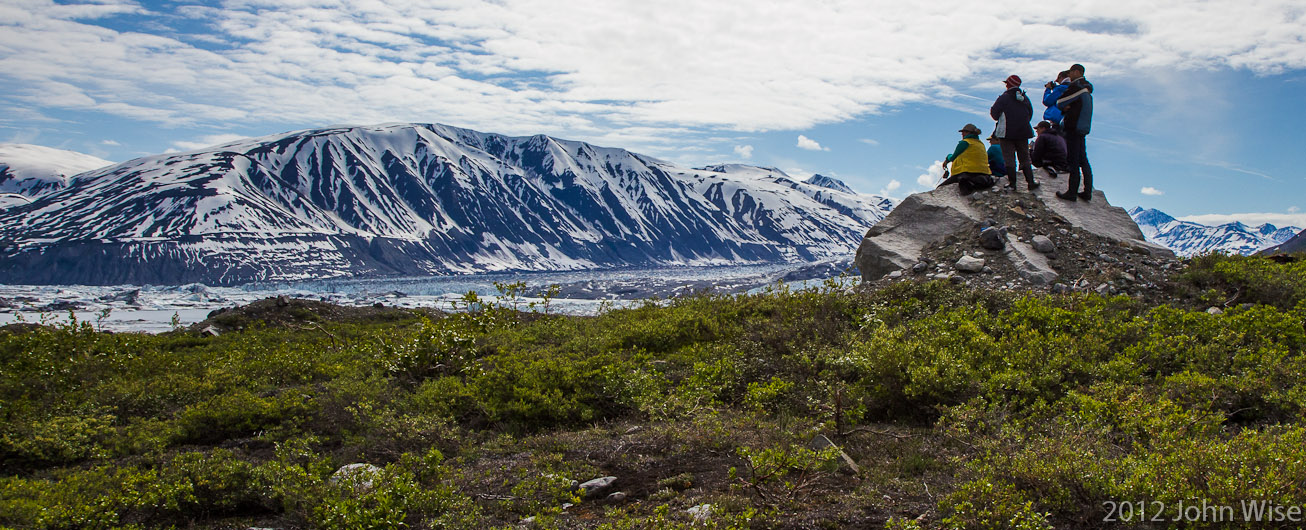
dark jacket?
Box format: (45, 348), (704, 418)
(1057, 78), (1093, 135)
(990, 87), (1034, 140)
(1030, 130), (1068, 167)
(1042, 83), (1068, 124)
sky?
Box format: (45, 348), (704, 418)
(3, 0), (1306, 227)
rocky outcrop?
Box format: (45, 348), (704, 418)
(856, 184), (1175, 291)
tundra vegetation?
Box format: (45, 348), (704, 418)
(1, 254), (1304, 529)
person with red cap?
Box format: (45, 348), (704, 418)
(990, 74), (1039, 192)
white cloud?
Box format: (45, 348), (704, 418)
(1180, 213), (1306, 229)
(101, 139), (120, 146)
(1289, 206), (1300, 213)
(3, 0), (1306, 157)
(879, 178), (901, 197)
(796, 135), (828, 151)
(733, 144), (754, 159)
(916, 160), (945, 189)
(1140, 186), (1164, 196)
(859, 138), (879, 146)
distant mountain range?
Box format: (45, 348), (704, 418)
(0, 144), (112, 208)
(1129, 207), (1301, 257)
(0, 124), (894, 285)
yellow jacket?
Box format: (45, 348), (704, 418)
(946, 137), (991, 175)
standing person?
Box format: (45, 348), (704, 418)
(986, 134), (1007, 180)
(1030, 121), (1068, 180)
(1042, 71), (1071, 133)
(990, 75), (1039, 192)
(938, 123), (995, 196)
(1055, 64), (1094, 202)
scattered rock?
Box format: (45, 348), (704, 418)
(1096, 283), (1111, 296)
(911, 261), (928, 273)
(979, 227), (1006, 250)
(687, 504), (713, 522)
(330, 463), (383, 492)
(955, 256), (986, 273)
(887, 270), (904, 279)
(578, 476), (618, 498)
(1031, 235), (1056, 254)
(809, 434), (861, 474)
(607, 491), (627, 502)
(1206, 307), (1224, 315)
(200, 325), (221, 337)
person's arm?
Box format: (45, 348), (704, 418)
(1057, 85), (1089, 109)
(990, 93), (1004, 120)
(945, 140), (969, 162)
(1043, 84), (1066, 107)
(1031, 135), (1046, 161)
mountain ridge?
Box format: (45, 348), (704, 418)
(1128, 207), (1300, 256)
(0, 123), (894, 285)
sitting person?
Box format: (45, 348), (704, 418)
(986, 134), (1007, 179)
(939, 123), (996, 196)
(1030, 120), (1068, 179)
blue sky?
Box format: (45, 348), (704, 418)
(3, 0), (1305, 227)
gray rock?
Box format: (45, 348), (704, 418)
(607, 491), (627, 502)
(887, 270), (904, 279)
(955, 255), (986, 273)
(201, 325), (221, 337)
(1096, 283), (1111, 296)
(1052, 283), (1070, 294)
(1005, 240), (1059, 285)
(1031, 235), (1056, 253)
(1206, 307), (1224, 315)
(810, 434), (861, 474)
(331, 463), (383, 492)
(687, 504), (713, 522)
(911, 261), (929, 273)
(979, 227), (1006, 250)
(578, 476), (618, 498)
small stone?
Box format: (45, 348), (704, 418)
(912, 262), (928, 273)
(331, 463), (383, 492)
(687, 504), (713, 522)
(1031, 235), (1056, 253)
(981, 266), (993, 274)
(955, 255), (986, 273)
(1122, 272), (1137, 282)
(809, 434), (861, 474)
(624, 426), (643, 435)
(1206, 307), (1224, 315)
(979, 227), (1006, 250)
(607, 491), (627, 502)
(887, 270), (904, 279)
(1096, 283), (1111, 296)
(578, 476), (618, 498)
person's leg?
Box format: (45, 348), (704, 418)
(999, 140), (1018, 188)
(1080, 138), (1093, 196)
(1015, 140), (1037, 188)
(1064, 133), (1084, 194)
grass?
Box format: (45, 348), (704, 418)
(1, 254), (1304, 529)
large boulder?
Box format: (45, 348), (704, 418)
(856, 185), (1172, 283)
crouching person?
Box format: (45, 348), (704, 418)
(939, 123), (996, 196)
(1030, 120), (1068, 179)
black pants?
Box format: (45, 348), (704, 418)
(1065, 131), (1093, 193)
(999, 139), (1035, 188)
(938, 172), (994, 196)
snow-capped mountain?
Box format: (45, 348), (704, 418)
(0, 144), (113, 200)
(1129, 207), (1300, 256)
(1259, 228), (1306, 255)
(0, 124), (894, 285)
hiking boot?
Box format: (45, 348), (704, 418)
(1028, 182), (1041, 191)
(1055, 191), (1077, 201)
(1044, 168), (1058, 179)
(1078, 191), (1092, 201)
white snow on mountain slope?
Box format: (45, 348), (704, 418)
(0, 144), (113, 198)
(0, 123), (896, 285)
(1129, 207), (1300, 257)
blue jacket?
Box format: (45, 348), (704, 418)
(1057, 78), (1093, 135)
(1042, 83), (1068, 124)
(990, 87), (1034, 140)
(986, 145), (1007, 177)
